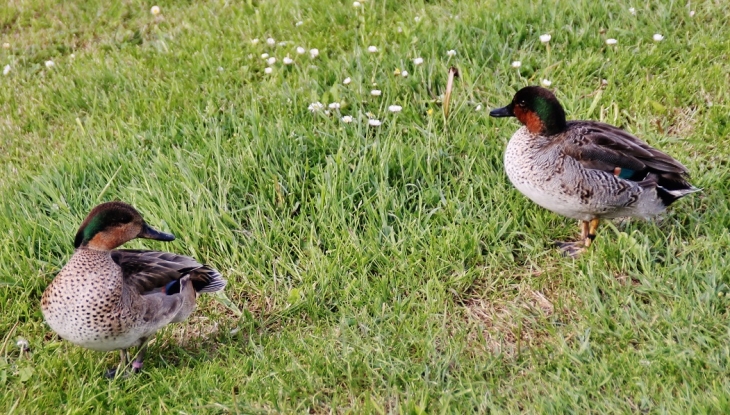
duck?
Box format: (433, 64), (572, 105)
(41, 201), (226, 377)
(489, 86), (699, 256)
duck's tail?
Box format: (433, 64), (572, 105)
(641, 173), (701, 206)
(163, 266), (227, 294)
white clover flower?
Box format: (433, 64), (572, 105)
(309, 48), (319, 58)
(328, 102), (341, 109)
(342, 115), (354, 123)
(367, 46), (378, 53)
(308, 102), (324, 112)
(475, 104), (483, 111)
(251, 38), (260, 45)
(629, 7), (636, 15)
(511, 60), (522, 68)
(45, 60), (55, 68)
(446, 50), (457, 57)
(217, 66), (224, 72)
(601, 79), (608, 86)
(397, 27), (403, 33)
(413, 57), (424, 65)
(343, 77), (352, 85)
(606, 38), (618, 45)
(70, 53), (75, 59)
(414, 16), (421, 23)
(261, 53), (269, 59)
(353, 1), (361, 7)
(278, 41), (287, 46)
(388, 105), (402, 113)
(264, 67), (273, 74)
(370, 89), (381, 96)
(653, 33), (664, 42)
(2, 64), (10, 76)
(296, 46), (306, 55)
(283, 56), (293, 65)
(539, 34), (551, 43)
(267, 57), (276, 65)
(295, 21), (303, 27)
(368, 119), (382, 126)
(541, 79), (552, 87)
(150, 5), (161, 15)
(266, 38), (276, 46)
(2, 42), (9, 49)
(689, 10), (695, 17)
(401, 70), (409, 77)
(16, 337), (29, 351)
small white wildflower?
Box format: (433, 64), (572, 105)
(601, 79), (608, 86)
(629, 7), (636, 15)
(541, 79), (552, 87)
(251, 38), (260, 45)
(2, 64), (10, 76)
(295, 21), (303, 27)
(401, 70), (409, 77)
(388, 105), (402, 113)
(446, 49), (457, 57)
(309, 48), (319, 58)
(328, 102), (341, 109)
(267, 57), (276, 65)
(308, 102), (324, 112)
(370, 89), (382, 96)
(368, 119), (382, 126)
(278, 41), (287, 46)
(2, 42), (9, 49)
(261, 53), (269, 59)
(45, 60), (55, 68)
(217, 66), (224, 72)
(296, 46), (306, 55)
(539, 34), (551, 43)
(264, 67), (273, 74)
(16, 337), (29, 351)
(150, 5), (161, 15)
(413, 57), (424, 65)
(343, 77), (352, 85)
(653, 33), (664, 42)
(689, 10), (695, 17)
(367, 46), (378, 53)
(414, 16), (421, 23)
(70, 53), (75, 59)
(606, 38), (618, 46)
(353, 1), (361, 7)
(341, 115), (354, 123)
(475, 104), (483, 111)
(511, 60), (522, 68)
(397, 27), (403, 33)
(266, 37), (276, 46)
(283, 56), (293, 65)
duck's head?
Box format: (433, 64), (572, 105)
(489, 86), (567, 135)
(74, 201), (175, 250)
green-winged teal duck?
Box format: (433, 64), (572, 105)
(41, 201), (226, 377)
(490, 86), (699, 256)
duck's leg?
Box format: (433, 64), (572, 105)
(105, 349), (129, 379)
(131, 338), (149, 374)
(555, 221), (589, 257)
(585, 218), (600, 247)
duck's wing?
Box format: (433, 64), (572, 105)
(111, 249), (226, 295)
(561, 121), (693, 189)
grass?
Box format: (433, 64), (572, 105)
(2, 0), (730, 412)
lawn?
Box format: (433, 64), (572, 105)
(2, 0), (730, 413)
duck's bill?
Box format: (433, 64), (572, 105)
(489, 106), (513, 117)
(138, 224), (176, 241)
